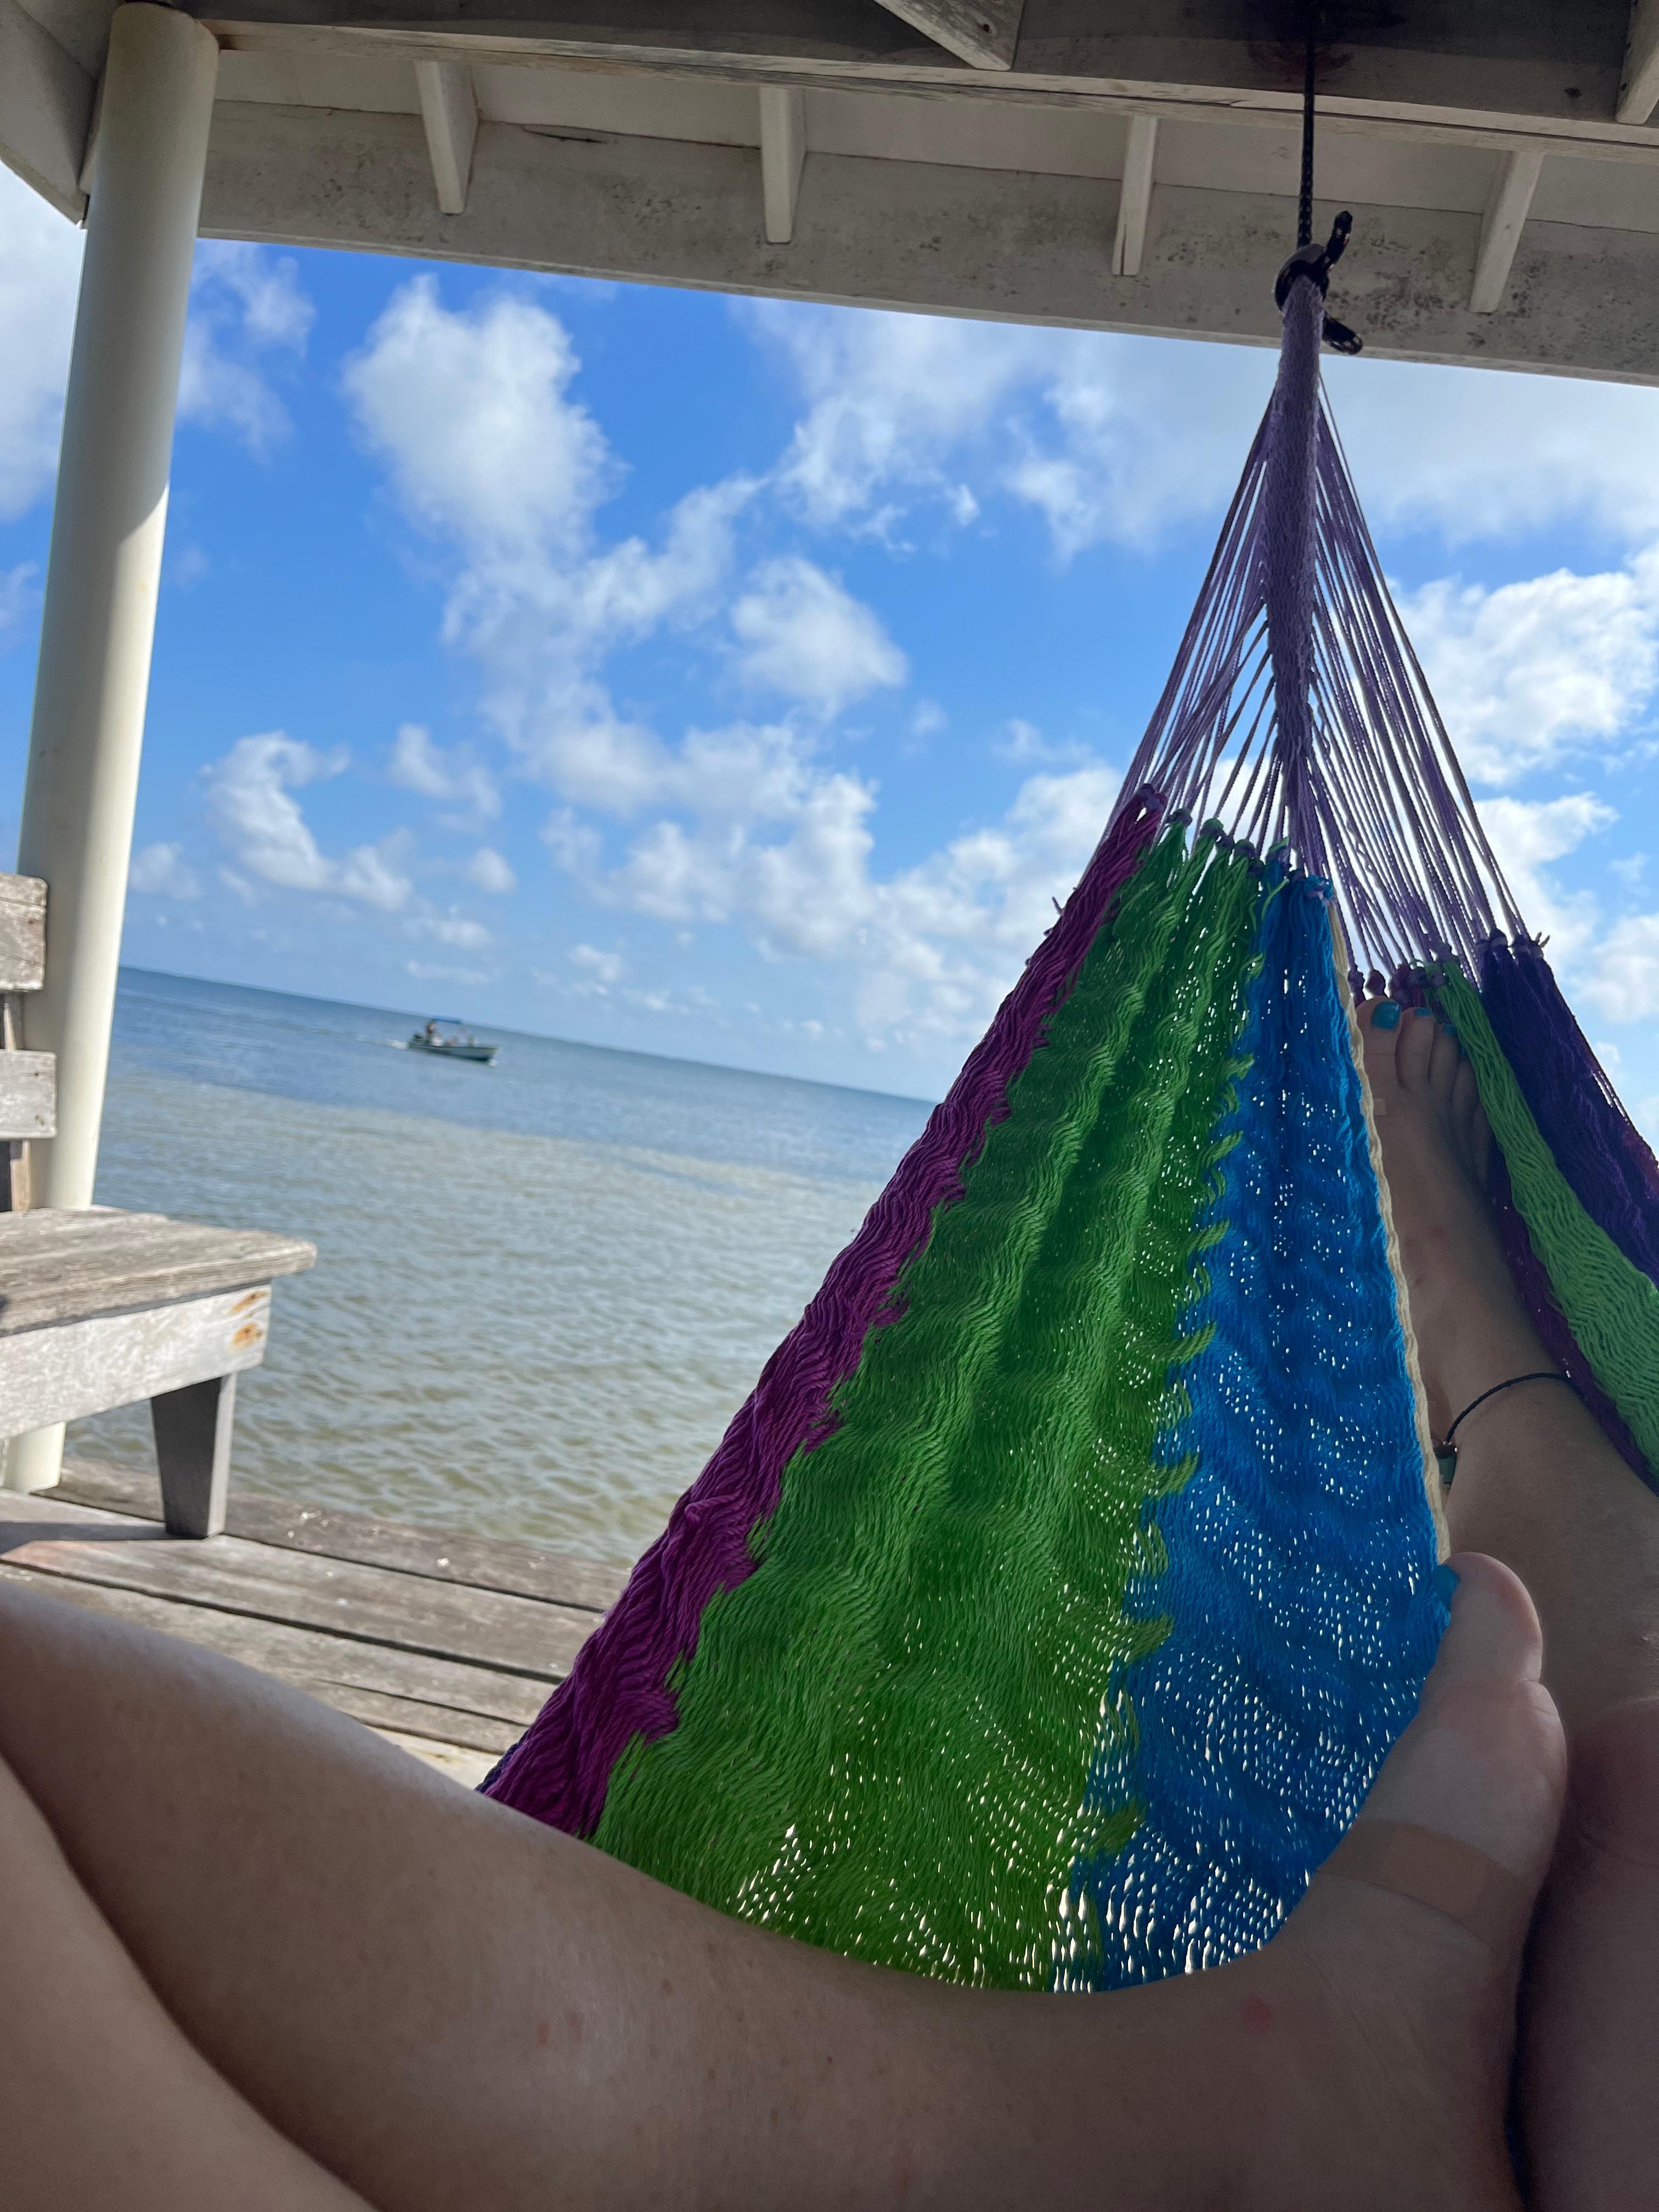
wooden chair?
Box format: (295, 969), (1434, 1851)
(1, 872), (314, 1535)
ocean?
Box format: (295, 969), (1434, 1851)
(73, 970), (932, 1573)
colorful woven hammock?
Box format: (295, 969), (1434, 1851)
(484, 259), (1659, 1993)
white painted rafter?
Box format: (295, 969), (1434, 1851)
(415, 57), (477, 214)
(759, 83), (805, 242)
(1620, 0), (1659, 123)
(1112, 114), (1156, 276)
(1470, 148), (1543, 313)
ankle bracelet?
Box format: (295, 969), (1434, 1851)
(1435, 1370), (1584, 1480)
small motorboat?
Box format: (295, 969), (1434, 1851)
(408, 1017), (499, 1065)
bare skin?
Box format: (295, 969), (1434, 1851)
(0, 1541), (1561, 2210)
(1357, 997), (1659, 2211)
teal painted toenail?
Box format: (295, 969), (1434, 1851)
(1432, 1563), (1460, 1605)
(1372, 1000), (1402, 1030)
(1411, 1006), (1434, 1020)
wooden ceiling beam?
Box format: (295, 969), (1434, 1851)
(1620, 0), (1659, 123)
(868, 0), (1021, 73)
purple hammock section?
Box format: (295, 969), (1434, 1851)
(483, 785), (1169, 1835)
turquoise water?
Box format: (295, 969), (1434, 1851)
(74, 970), (931, 1572)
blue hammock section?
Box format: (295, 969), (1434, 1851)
(1064, 864), (1449, 1992)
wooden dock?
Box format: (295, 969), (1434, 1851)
(0, 1459), (625, 1787)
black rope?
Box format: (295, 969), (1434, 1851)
(1274, 8), (1364, 355)
(1297, 19), (1316, 249)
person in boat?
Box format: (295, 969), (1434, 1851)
(0, 1003), (1654, 2209)
(422, 1019), (439, 1046)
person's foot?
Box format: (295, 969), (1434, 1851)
(1355, 998), (1553, 1441)
(1214, 1553), (1566, 2210)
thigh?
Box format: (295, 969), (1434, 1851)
(0, 1745), (369, 2212)
(0, 1581), (1090, 2212)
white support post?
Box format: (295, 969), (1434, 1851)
(760, 86), (806, 245)
(1470, 149), (1543, 313)
(1112, 115), (1157, 278)
(8, 3), (218, 1495)
(415, 59), (477, 215)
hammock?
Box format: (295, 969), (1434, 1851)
(483, 242), (1659, 1993)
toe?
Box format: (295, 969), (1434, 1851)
(1358, 998), (1404, 1103)
(1426, 1020), (1462, 1105)
(1347, 1554), (1565, 1890)
(1398, 1005), (1438, 1093)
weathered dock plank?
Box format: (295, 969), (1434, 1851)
(0, 1561), (544, 1750)
(0, 1489), (594, 1678)
(55, 1457), (625, 1614)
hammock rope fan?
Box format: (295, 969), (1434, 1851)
(483, 169), (1659, 1996)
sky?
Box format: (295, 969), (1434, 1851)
(4, 161), (1659, 1116)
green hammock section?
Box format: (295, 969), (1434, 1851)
(593, 827), (1262, 1988)
(1434, 966), (1659, 1469)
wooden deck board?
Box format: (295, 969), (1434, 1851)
(56, 1457), (625, 1613)
(0, 1459), (612, 1775)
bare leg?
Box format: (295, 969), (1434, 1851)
(0, 1560), (1559, 2211)
(0, 1749), (369, 2212)
(1357, 999), (1659, 2209)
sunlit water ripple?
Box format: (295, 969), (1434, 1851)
(72, 971), (931, 1573)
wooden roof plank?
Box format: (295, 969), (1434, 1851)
(870, 0), (1020, 73)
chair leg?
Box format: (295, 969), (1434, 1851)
(152, 1373), (236, 1538)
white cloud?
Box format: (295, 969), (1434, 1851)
(345, 278), (757, 812)
(408, 911), (492, 951)
(569, 941), (624, 988)
(129, 842), (200, 899)
(1477, 792), (1615, 962)
(1328, 354), (1659, 548)
(1584, 915), (1659, 1022)
(729, 556), (906, 712)
(748, 300), (1271, 559)
(178, 242), (313, 455)
(466, 845), (516, 894)
(388, 723), (500, 819)
(911, 698), (947, 740)
(0, 561), (37, 645)
(1402, 563), (1659, 787)
(344, 278), (612, 558)
(407, 959), (490, 988)
(0, 164), (82, 518)
(571, 719), (1122, 1048)
(202, 731), (411, 911)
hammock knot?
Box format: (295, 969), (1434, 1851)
(1274, 212), (1363, 356)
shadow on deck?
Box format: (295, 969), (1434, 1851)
(0, 1459), (623, 1788)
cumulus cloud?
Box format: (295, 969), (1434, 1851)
(729, 556), (906, 712)
(1476, 792), (1615, 961)
(1328, 355), (1659, 549)
(408, 911), (492, 951)
(129, 842), (200, 899)
(569, 941), (624, 988)
(345, 278), (759, 810)
(466, 845), (516, 893)
(749, 300), (1271, 558)
(0, 163), (82, 518)
(178, 242), (314, 455)
(388, 722), (500, 819)
(1403, 563), (1659, 787)
(202, 731), (411, 910)
(558, 715), (1122, 1049)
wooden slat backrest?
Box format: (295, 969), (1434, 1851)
(0, 872), (51, 1207)
(0, 875), (46, 994)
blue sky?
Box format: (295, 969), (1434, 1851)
(4, 161), (1659, 1114)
